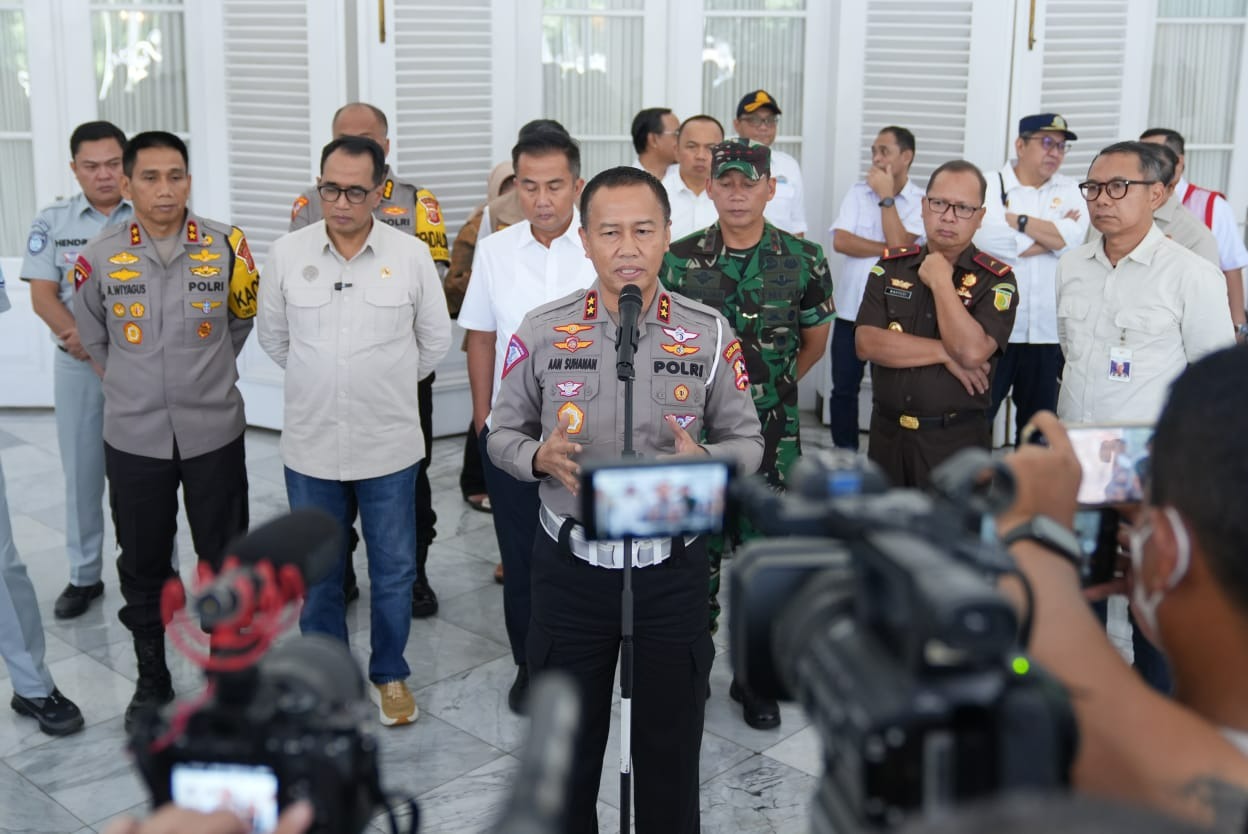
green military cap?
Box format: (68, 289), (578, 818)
(711, 139), (771, 180)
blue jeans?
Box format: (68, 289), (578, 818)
(286, 463), (418, 684)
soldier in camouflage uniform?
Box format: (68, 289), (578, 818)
(661, 139), (834, 730)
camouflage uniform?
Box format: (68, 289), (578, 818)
(662, 220), (834, 630)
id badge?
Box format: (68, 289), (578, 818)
(1108, 346), (1133, 383)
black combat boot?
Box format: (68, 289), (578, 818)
(125, 634), (174, 733)
(411, 543), (438, 618)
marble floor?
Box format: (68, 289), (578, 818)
(0, 409), (837, 834)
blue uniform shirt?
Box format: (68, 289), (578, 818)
(21, 193), (133, 304)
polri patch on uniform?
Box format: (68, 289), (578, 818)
(555, 381), (584, 397)
(657, 293), (671, 323)
(661, 325), (698, 343)
(992, 283), (1016, 312)
(124, 322), (143, 344)
(501, 334), (529, 378)
(733, 357), (750, 391)
(884, 286), (912, 300)
(723, 339), (743, 362)
(583, 291), (598, 320)
(557, 402), (585, 434)
(554, 323), (593, 336)
(661, 343), (699, 357)
(419, 195), (443, 225)
(27, 229), (48, 255)
(109, 251), (140, 265)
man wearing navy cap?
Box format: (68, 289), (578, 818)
(974, 113), (1089, 443)
(733, 89), (808, 236)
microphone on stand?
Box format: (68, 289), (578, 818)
(616, 284), (643, 382)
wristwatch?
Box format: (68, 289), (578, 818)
(1236, 322), (1248, 339)
(878, 196), (895, 209)
(1016, 214), (1029, 234)
(1000, 515), (1082, 570)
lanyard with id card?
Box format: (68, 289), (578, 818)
(1108, 329), (1132, 383)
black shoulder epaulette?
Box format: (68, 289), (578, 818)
(882, 245), (921, 260)
(973, 251), (1012, 277)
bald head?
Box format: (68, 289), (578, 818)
(331, 103), (390, 158)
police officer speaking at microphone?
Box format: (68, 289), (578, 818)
(856, 160), (1019, 488)
(487, 166), (763, 834)
(72, 131), (258, 732)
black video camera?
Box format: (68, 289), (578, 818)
(128, 510), (410, 834)
(729, 449), (1076, 832)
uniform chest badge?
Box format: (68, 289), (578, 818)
(661, 343), (699, 357)
(109, 268), (141, 282)
(661, 325), (698, 343)
(501, 334), (529, 378)
(112, 303), (126, 318)
(383, 206), (407, 216)
(124, 322), (142, 344)
(888, 278), (913, 290)
(672, 414), (696, 430)
(888, 321), (903, 332)
(961, 273), (977, 288)
(109, 251), (140, 265)
(191, 300), (222, 315)
(555, 334), (593, 352)
(674, 384), (690, 402)
(557, 402), (585, 435)
(189, 249), (220, 263)
(555, 381), (584, 398)
(129, 302), (146, 318)
(190, 265), (221, 277)
(198, 321), (213, 339)
(554, 323), (594, 336)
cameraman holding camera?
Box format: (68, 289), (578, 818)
(997, 346), (1248, 828)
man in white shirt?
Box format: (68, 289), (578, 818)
(974, 113), (1089, 443)
(458, 125), (596, 714)
(258, 136), (452, 727)
(663, 114), (723, 240)
(1056, 141), (1233, 426)
(828, 125), (924, 449)
(733, 89), (807, 236)
(630, 107), (679, 181)
(1140, 128), (1248, 343)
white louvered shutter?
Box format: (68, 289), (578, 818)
(221, 0), (315, 265)
(392, 0), (494, 241)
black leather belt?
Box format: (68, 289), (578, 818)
(875, 405), (987, 430)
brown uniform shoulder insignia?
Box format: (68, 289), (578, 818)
(972, 251), (1012, 277)
(882, 245), (921, 260)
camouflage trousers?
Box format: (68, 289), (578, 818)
(707, 434), (799, 634)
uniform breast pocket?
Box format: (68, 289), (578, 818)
(545, 375), (599, 444)
(882, 294), (919, 334)
(183, 295), (228, 347)
(1056, 296), (1091, 361)
(287, 286), (333, 341)
(1113, 308), (1177, 360)
(760, 301), (799, 355)
(362, 285), (413, 342)
(651, 376), (706, 448)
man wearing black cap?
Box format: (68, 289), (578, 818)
(973, 113), (1088, 443)
(733, 89), (807, 236)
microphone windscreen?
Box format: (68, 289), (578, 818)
(618, 283), (643, 314)
(224, 509), (343, 585)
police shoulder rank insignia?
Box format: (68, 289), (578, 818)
(661, 343), (699, 357)
(555, 381), (584, 398)
(129, 224), (142, 246)
(992, 283), (1017, 312)
(661, 325), (698, 343)
(557, 402), (585, 434)
(501, 334), (529, 378)
(657, 293), (671, 323)
(383, 180), (395, 200)
(108, 251), (140, 265)
(186, 221), (199, 243)
(109, 268), (140, 282)
(583, 291), (598, 321)
(554, 323), (593, 336)
(123, 322), (142, 344)
(973, 251), (1012, 277)
(290, 195), (308, 221)
(73, 256), (91, 291)
(882, 245), (920, 260)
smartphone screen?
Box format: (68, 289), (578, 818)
(1073, 508), (1120, 586)
(582, 459), (731, 541)
(1066, 424), (1154, 506)
(171, 762), (279, 834)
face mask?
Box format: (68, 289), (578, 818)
(1128, 506), (1191, 649)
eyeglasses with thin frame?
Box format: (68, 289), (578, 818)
(741, 115), (780, 128)
(925, 197), (982, 220)
(1027, 135), (1071, 154)
(1078, 179), (1159, 201)
(317, 183), (373, 204)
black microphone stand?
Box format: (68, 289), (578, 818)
(615, 288), (640, 833)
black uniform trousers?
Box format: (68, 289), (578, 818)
(479, 425), (539, 665)
(867, 410), (990, 489)
(344, 372), (437, 584)
(829, 317), (866, 450)
(529, 530), (713, 834)
(988, 344), (1063, 444)
(105, 432), (248, 637)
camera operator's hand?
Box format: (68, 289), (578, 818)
(101, 801), (313, 834)
(659, 414), (710, 459)
(997, 411), (1081, 534)
(533, 409), (585, 496)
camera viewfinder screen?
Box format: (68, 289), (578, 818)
(1068, 424), (1153, 506)
(171, 762), (279, 834)
(587, 460), (730, 540)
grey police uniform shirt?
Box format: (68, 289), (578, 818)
(21, 193), (133, 342)
(72, 213), (260, 460)
(487, 281), (764, 521)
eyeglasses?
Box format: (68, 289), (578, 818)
(925, 197), (981, 219)
(741, 115), (779, 128)
(317, 184), (373, 204)
(1027, 135), (1071, 154)
(1078, 179), (1158, 201)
